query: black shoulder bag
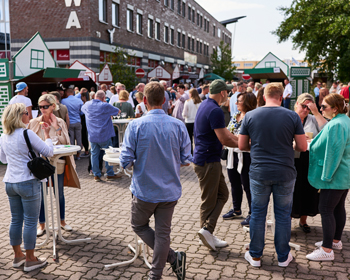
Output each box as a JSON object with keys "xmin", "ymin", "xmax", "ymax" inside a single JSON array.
[{"xmin": 23, "ymin": 129, "xmax": 56, "ymax": 180}]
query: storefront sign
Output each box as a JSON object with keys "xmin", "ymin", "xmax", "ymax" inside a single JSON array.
[
  {"xmin": 57, "ymin": 49, "xmax": 70, "ymax": 61},
  {"xmin": 65, "ymin": 0, "xmax": 82, "ymax": 29},
  {"xmin": 184, "ymin": 51, "xmax": 197, "ymax": 64}
]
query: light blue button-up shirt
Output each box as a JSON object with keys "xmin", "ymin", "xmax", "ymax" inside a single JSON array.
[
  {"xmin": 61, "ymin": 95, "xmax": 83, "ymax": 124},
  {"xmin": 230, "ymin": 91, "xmax": 239, "ymax": 116},
  {"xmin": 81, "ymin": 99, "xmax": 120, "ymax": 143},
  {"xmin": 120, "ymin": 109, "xmax": 192, "ymax": 203},
  {"xmin": 314, "ymin": 87, "xmax": 320, "ymax": 97}
]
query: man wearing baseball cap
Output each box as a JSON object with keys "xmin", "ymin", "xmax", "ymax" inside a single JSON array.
[
  {"xmin": 193, "ymin": 79, "xmax": 238, "ymax": 251},
  {"xmin": 9, "ymin": 82, "xmax": 33, "ymax": 120}
]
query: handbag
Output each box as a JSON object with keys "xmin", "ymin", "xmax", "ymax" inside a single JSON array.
[
  {"xmin": 23, "ymin": 129, "xmax": 56, "ymax": 180},
  {"xmin": 221, "ymin": 148, "xmax": 228, "ymax": 160}
]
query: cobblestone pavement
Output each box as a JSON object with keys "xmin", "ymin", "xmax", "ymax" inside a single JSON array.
[{"xmin": 0, "ymin": 157, "xmax": 350, "ymax": 279}]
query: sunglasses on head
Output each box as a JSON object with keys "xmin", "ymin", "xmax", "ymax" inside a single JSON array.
[
  {"xmin": 39, "ymin": 105, "xmax": 51, "ymax": 109},
  {"xmin": 301, "ymin": 104, "xmax": 310, "ymax": 111}
]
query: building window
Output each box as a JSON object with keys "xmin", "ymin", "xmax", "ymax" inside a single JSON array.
[
  {"xmin": 196, "ymin": 41, "xmax": 199, "ymax": 52},
  {"xmin": 206, "ymin": 45, "xmax": 209, "ymax": 56},
  {"xmin": 200, "ymin": 42, "xmax": 202, "ymax": 54},
  {"xmin": 177, "ymin": 0, "xmax": 181, "ymax": 14},
  {"xmin": 197, "ymin": 12, "xmax": 199, "ymax": 25},
  {"xmin": 182, "ymin": 2, "xmax": 185, "ymax": 17},
  {"xmin": 188, "ymin": 7, "xmax": 191, "ymax": 20},
  {"xmin": 31, "ymin": 49, "xmax": 44, "ymax": 69},
  {"xmin": 204, "ymin": 44, "xmax": 206, "ymax": 56},
  {"xmin": 244, "ymin": 63, "xmax": 254, "ymax": 67},
  {"xmin": 207, "ymin": 22, "xmax": 209, "ymax": 33},
  {"xmin": 177, "ymin": 32, "xmax": 181, "ymax": 47},
  {"xmin": 170, "ymin": 0, "xmax": 174, "ymax": 10},
  {"xmin": 218, "ymin": 28, "xmax": 221, "ymax": 38},
  {"xmin": 112, "ymin": 2, "xmax": 119, "ymax": 26},
  {"xmin": 265, "ymin": 61, "xmax": 276, "ymax": 68},
  {"xmin": 204, "ymin": 19, "xmax": 206, "ymax": 31},
  {"xmin": 187, "ymin": 36, "xmax": 191, "ymax": 50},
  {"xmin": 170, "ymin": 28, "xmax": 174, "ymax": 44},
  {"xmin": 200, "ymin": 15, "xmax": 202, "ymax": 28},
  {"xmin": 192, "ymin": 9, "xmax": 195, "ymax": 23},
  {"xmin": 127, "ymin": 9, "xmax": 133, "ymax": 31},
  {"xmin": 128, "ymin": 56, "xmax": 141, "ymax": 66},
  {"xmin": 148, "ymin": 59, "xmax": 159, "ymax": 68},
  {"xmin": 233, "ymin": 63, "xmax": 240, "ymax": 67},
  {"xmin": 213, "ymin": 25, "xmax": 215, "ymax": 36},
  {"xmin": 164, "ymin": 26, "xmax": 169, "ymax": 43},
  {"xmin": 164, "ymin": 0, "xmax": 168, "ymax": 6},
  {"xmin": 99, "ymin": 0, "xmax": 107, "ymax": 22},
  {"xmin": 148, "ymin": 18, "xmax": 153, "ymax": 38},
  {"xmin": 182, "ymin": 34, "xmax": 185, "ymax": 48},
  {"xmin": 192, "ymin": 38, "xmax": 194, "ymax": 51},
  {"xmin": 136, "ymin": 14, "xmax": 142, "ymax": 34},
  {"xmin": 155, "ymin": 22, "xmax": 160, "ymax": 40}
]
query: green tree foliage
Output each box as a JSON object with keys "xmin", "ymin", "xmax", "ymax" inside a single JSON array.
[
  {"xmin": 210, "ymin": 41, "xmax": 236, "ymax": 81},
  {"xmin": 101, "ymin": 47, "xmax": 138, "ymax": 91},
  {"xmin": 273, "ymin": 0, "xmax": 350, "ymax": 81}
]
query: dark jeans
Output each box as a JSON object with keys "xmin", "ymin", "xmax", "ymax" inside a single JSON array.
[
  {"xmin": 227, "ymin": 152, "xmax": 251, "ymax": 214},
  {"xmin": 319, "ymin": 189, "xmax": 349, "ymax": 249},
  {"xmin": 283, "ymin": 98, "xmax": 291, "ymax": 110},
  {"xmin": 131, "ymin": 196, "xmax": 177, "ymax": 280},
  {"xmin": 81, "ymin": 115, "xmax": 89, "ymax": 152},
  {"xmin": 185, "ymin": 122, "xmax": 194, "ymax": 154},
  {"xmin": 88, "ymin": 150, "xmax": 104, "ymax": 173}
]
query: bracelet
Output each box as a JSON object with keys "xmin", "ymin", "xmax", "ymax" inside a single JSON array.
[{"xmin": 56, "ymin": 127, "xmax": 62, "ymax": 132}]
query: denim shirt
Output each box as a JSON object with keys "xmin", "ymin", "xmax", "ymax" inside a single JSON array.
[
  {"xmin": 120, "ymin": 109, "xmax": 192, "ymax": 203},
  {"xmin": 61, "ymin": 95, "xmax": 83, "ymax": 124}
]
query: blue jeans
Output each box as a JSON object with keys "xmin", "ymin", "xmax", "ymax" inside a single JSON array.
[
  {"xmin": 249, "ymin": 178, "xmax": 295, "ymax": 262},
  {"xmin": 5, "ymin": 179, "xmax": 41, "ymax": 250},
  {"xmin": 39, "ymin": 172, "xmax": 65, "ymax": 223},
  {"xmin": 283, "ymin": 98, "xmax": 291, "ymax": 110},
  {"xmin": 91, "ymin": 139, "xmax": 114, "ymax": 177}
]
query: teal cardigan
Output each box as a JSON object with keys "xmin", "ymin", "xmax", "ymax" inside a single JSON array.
[{"xmin": 308, "ymin": 114, "xmax": 350, "ymax": 190}]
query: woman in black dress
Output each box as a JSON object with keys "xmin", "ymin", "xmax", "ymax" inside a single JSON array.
[{"xmin": 292, "ymin": 93, "xmax": 327, "ymax": 232}]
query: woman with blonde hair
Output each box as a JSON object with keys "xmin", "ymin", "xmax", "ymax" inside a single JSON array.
[
  {"xmin": 182, "ymin": 88, "xmax": 201, "ymax": 154},
  {"xmin": 113, "ymin": 90, "xmax": 135, "ymax": 118},
  {"xmin": 0, "ymin": 103, "xmax": 53, "ymax": 271},
  {"xmin": 27, "ymin": 94, "xmax": 80, "ymax": 237},
  {"xmin": 135, "ymin": 92, "xmax": 147, "ymax": 118},
  {"xmin": 307, "ymin": 93, "xmax": 350, "ymax": 261}
]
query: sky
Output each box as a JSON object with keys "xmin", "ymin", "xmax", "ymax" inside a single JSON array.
[{"xmin": 197, "ymin": 0, "xmax": 306, "ymax": 62}]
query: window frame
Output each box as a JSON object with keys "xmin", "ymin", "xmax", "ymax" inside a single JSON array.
[
  {"xmin": 155, "ymin": 21, "xmax": 161, "ymax": 40},
  {"xmin": 164, "ymin": 25, "xmax": 169, "ymax": 43},
  {"xmin": 148, "ymin": 18, "xmax": 154, "ymax": 38},
  {"xmin": 30, "ymin": 49, "xmax": 45, "ymax": 69},
  {"xmin": 112, "ymin": 2, "xmax": 119, "ymax": 26},
  {"xmin": 127, "ymin": 9, "xmax": 134, "ymax": 32},
  {"xmin": 99, "ymin": 0, "xmax": 107, "ymax": 23}
]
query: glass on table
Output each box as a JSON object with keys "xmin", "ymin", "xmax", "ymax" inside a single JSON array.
[
  {"xmin": 121, "ymin": 112, "xmax": 127, "ymax": 119},
  {"xmin": 52, "ymin": 136, "xmax": 58, "ymax": 145}
]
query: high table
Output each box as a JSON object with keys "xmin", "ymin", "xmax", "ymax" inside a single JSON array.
[
  {"xmin": 112, "ymin": 118, "xmax": 133, "ymax": 146},
  {"xmin": 36, "ymin": 145, "xmax": 91, "ymax": 260},
  {"xmin": 103, "ymin": 154, "xmax": 133, "ymax": 178}
]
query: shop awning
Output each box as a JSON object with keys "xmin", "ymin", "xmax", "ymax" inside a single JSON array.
[
  {"xmin": 243, "ymin": 67, "xmax": 288, "ymax": 80},
  {"xmin": 204, "ymin": 73, "xmax": 225, "ymax": 81},
  {"xmin": 18, "ymin": 67, "xmax": 83, "ymax": 84}
]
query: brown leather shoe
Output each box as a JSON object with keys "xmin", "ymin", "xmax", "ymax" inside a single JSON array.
[
  {"xmin": 94, "ymin": 176, "xmax": 101, "ymax": 182},
  {"xmin": 106, "ymin": 174, "xmax": 122, "ymax": 181}
]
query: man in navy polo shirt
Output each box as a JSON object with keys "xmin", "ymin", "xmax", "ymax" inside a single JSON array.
[{"xmin": 193, "ymin": 79, "xmax": 238, "ymax": 251}]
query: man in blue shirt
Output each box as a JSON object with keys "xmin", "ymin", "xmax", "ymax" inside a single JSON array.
[
  {"xmin": 314, "ymin": 81, "xmax": 321, "ymax": 97},
  {"xmin": 61, "ymin": 88, "xmax": 84, "ymax": 159},
  {"xmin": 120, "ymin": 82, "xmax": 191, "ymax": 280},
  {"xmin": 81, "ymin": 90, "xmax": 121, "ymax": 182},
  {"xmin": 193, "ymin": 79, "xmax": 238, "ymax": 251},
  {"xmin": 230, "ymin": 81, "xmax": 247, "ymax": 116},
  {"xmin": 239, "ymin": 83, "xmax": 307, "ymax": 268}
]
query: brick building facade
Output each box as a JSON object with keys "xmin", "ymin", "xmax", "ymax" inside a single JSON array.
[{"xmin": 9, "ymin": 0, "xmax": 231, "ymax": 82}]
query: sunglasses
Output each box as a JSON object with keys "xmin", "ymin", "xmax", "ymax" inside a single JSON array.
[
  {"xmin": 320, "ymin": 105, "xmax": 329, "ymax": 110},
  {"xmin": 300, "ymin": 104, "xmax": 310, "ymax": 111},
  {"xmin": 39, "ymin": 105, "xmax": 51, "ymax": 109},
  {"xmin": 22, "ymin": 111, "xmax": 29, "ymax": 116}
]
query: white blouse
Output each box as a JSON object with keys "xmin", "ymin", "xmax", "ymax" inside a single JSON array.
[
  {"xmin": 0, "ymin": 128, "xmax": 54, "ymax": 183},
  {"xmin": 182, "ymin": 99, "xmax": 201, "ymax": 123}
]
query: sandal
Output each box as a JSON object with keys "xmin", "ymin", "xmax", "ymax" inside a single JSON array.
[{"xmin": 299, "ymin": 222, "xmax": 311, "ymax": 233}]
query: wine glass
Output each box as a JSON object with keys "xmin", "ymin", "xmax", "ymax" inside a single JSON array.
[
  {"xmin": 52, "ymin": 136, "xmax": 58, "ymax": 145},
  {"xmin": 121, "ymin": 112, "xmax": 127, "ymax": 119}
]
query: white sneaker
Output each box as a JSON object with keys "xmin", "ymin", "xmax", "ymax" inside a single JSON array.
[
  {"xmin": 198, "ymin": 228, "xmax": 216, "ymax": 251},
  {"xmin": 61, "ymin": 224, "xmax": 73, "ymax": 231},
  {"xmin": 306, "ymin": 247, "xmax": 334, "ymax": 261},
  {"xmin": 245, "ymin": 251, "xmax": 261, "ymax": 267},
  {"xmin": 36, "ymin": 228, "xmax": 45, "ymax": 237},
  {"xmin": 199, "ymin": 236, "xmax": 228, "ymax": 248},
  {"xmin": 278, "ymin": 252, "xmax": 293, "ymax": 267},
  {"xmin": 315, "ymin": 240, "xmax": 342, "ymax": 250}
]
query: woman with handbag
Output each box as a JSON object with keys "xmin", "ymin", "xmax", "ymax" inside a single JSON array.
[
  {"xmin": 0, "ymin": 103, "xmax": 53, "ymax": 271},
  {"xmin": 27, "ymin": 94, "xmax": 80, "ymax": 237}
]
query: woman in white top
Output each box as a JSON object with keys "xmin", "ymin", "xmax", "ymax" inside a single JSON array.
[
  {"xmin": 0, "ymin": 103, "xmax": 53, "ymax": 271},
  {"xmin": 182, "ymin": 88, "xmax": 201, "ymax": 154},
  {"xmin": 135, "ymin": 92, "xmax": 147, "ymax": 118}
]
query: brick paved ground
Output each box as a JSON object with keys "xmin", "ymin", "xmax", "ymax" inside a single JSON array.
[{"xmin": 0, "ymin": 157, "xmax": 350, "ymax": 279}]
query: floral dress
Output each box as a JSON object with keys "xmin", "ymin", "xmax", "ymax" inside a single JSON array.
[{"xmin": 227, "ymin": 112, "xmax": 243, "ymax": 135}]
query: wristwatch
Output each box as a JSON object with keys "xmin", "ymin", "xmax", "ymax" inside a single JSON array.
[{"xmin": 56, "ymin": 127, "xmax": 62, "ymax": 132}]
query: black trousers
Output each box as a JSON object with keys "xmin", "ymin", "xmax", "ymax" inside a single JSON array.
[
  {"xmin": 319, "ymin": 189, "xmax": 349, "ymax": 249},
  {"xmin": 81, "ymin": 115, "xmax": 89, "ymax": 152},
  {"xmin": 185, "ymin": 122, "xmax": 194, "ymax": 154},
  {"xmin": 226, "ymin": 152, "xmax": 252, "ymax": 214}
]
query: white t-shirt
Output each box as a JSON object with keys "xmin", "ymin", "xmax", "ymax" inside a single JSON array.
[
  {"xmin": 9, "ymin": 95, "xmax": 32, "ymax": 107},
  {"xmin": 283, "ymin": 83, "xmax": 293, "ymax": 98},
  {"xmin": 135, "ymin": 102, "xmax": 147, "ymax": 116},
  {"xmin": 182, "ymin": 99, "xmax": 201, "ymax": 123},
  {"xmin": 105, "ymin": 90, "xmax": 113, "ymax": 99}
]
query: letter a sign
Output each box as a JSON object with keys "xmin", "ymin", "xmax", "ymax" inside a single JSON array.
[{"xmin": 65, "ymin": 0, "xmax": 82, "ymax": 29}]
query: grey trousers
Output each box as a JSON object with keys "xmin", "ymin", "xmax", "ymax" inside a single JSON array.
[
  {"xmin": 68, "ymin": 122, "xmax": 82, "ymax": 149},
  {"xmin": 193, "ymin": 162, "xmax": 229, "ymax": 233},
  {"xmin": 131, "ymin": 196, "xmax": 177, "ymax": 280}
]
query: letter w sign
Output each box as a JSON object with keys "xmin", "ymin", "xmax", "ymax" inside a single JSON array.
[{"xmin": 65, "ymin": 0, "xmax": 81, "ymax": 7}]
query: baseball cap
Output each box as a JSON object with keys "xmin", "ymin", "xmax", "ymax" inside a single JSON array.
[
  {"xmin": 209, "ymin": 79, "xmax": 233, "ymax": 94},
  {"xmin": 15, "ymin": 82, "xmax": 28, "ymax": 92}
]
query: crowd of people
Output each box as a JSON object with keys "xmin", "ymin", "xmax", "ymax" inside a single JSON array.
[{"xmin": 1, "ymin": 76, "xmax": 350, "ymax": 279}]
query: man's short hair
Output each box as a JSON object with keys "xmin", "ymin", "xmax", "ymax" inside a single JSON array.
[
  {"xmin": 95, "ymin": 90, "xmax": 105, "ymax": 100},
  {"xmin": 101, "ymin": 84, "xmax": 107, "ymax": 89},
  {"xmin": 237, "ymin": 81, "xmax": 245, "ymax": 87},
  {"xmin": 150, "ymin": 77, "xmax": 160, "ymax": 82},
  {"xmin": 159, "ymin": 80, "xmax": 167, "ymax": 86},
  {"xmin": 264, "ymin": 83, "xmax": 284, "ymax": 99},
  {"xmin": 49, "ymin": 91, "xmax": 61, "ymax": 102},
  {"xmin": 177, "ymin": 83, "xmax": 185, "ymax": 90},
  {"xmin": 203, "ymin": 85, "xmax": 209, "ymax": 90},
  {"xmin": 144, "ymin": 82, "xmax": 165, "ymax": 106}
]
